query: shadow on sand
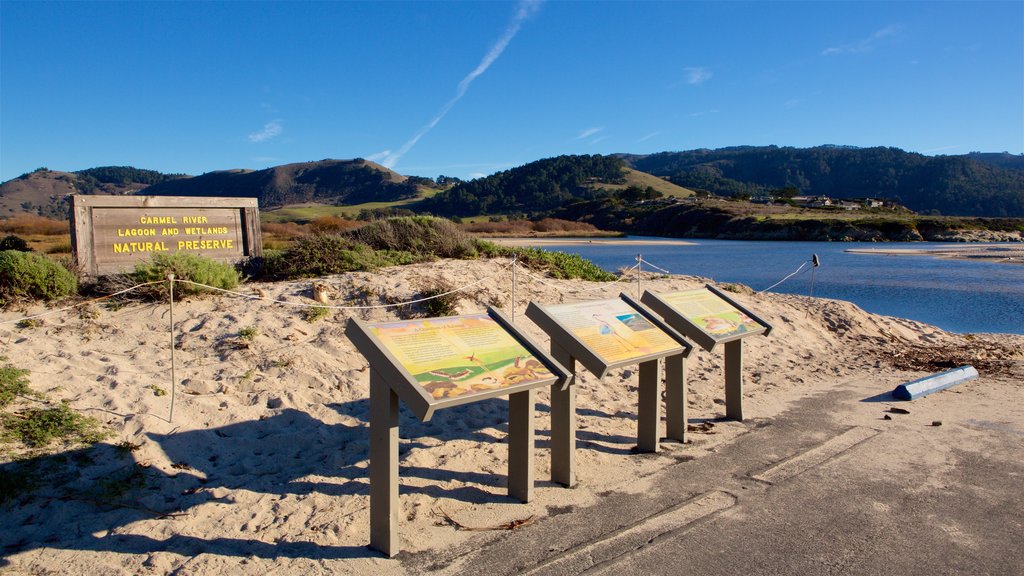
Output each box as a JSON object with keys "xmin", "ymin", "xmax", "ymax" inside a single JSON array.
[{"xmin": 1, "ymin": 393, "xmax": 653, "ymax": 564}]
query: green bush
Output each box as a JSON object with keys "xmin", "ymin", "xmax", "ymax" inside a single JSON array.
[
  {"xmin": 491, "ymin": 247, "xmax": 615, "ymax": 281},
  {"xmin": 271, "ymin": 233, "xmax": 423, "ymax": 279},
  {"xmin": 130, "ymin": 252, "xmax": 240, "ymax": 299},
  {"xmin": 0, "ymin": 250, "xmax": 78, "ymax": 302},
  {"xmin": 350, "ymin": 216, "xmax": 478, "ymax": 259}
]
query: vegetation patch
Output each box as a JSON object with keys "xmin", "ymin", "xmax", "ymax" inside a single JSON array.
[
  {"xmin": 415, "ymin": 280, "xmax": 461, "ymax": 317},
  {"xmin": 351, "ymin": 216, "xmax": 478, "ymax": 259},
  {"xmin": 0, "ymin": 249, "xmax": 78, "ymax": 302},
  {"xmin": 0, "ymin": 360, "xmax": 34, "ymax": 408},
  {"xmin": 1, "ymin": 402, "xmax": 107, "ymax": 448},
  {"xmin": 128, "ymin": 253, "xmax": 241, "ymax": 300}
]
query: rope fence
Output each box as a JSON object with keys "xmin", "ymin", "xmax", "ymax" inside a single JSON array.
[{"xmin": 1, "ymin": 251, "xmax": 819, "ymax": 422}]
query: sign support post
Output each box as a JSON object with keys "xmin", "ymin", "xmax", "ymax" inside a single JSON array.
[
  {"xmin": 370, "ymin": 370, "xmax": 400, "ymax": 557},
  {"xmin": 549, "ymin": 342, "xmax": 576, "ymax": 487},
  {"xmin": 637, "ymin": 358, "xmax": 661, "ymax": 452},
  {"xmin": 508, "ymin": 389, "xmax": 536, "ymax": 502},
  {"xmin": 664, "ymin": 354, "xmax": 687, "ymax": 442},
  {"xmin": 724, "ymin": 339, "xmax": 744, "ymax": 421}
]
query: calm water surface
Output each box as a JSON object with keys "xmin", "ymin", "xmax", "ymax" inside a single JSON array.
[{"xmin": 546, "ymin": 238, "xmax": 1024, "ymax": 335}]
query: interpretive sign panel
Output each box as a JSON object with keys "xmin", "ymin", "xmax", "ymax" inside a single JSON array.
[
  {"xmin": 71, "ymin": 195, "xmax": 262, "ymax": 276},
  {"xmin": 346, "ymin": 308, "xmax": 569, "ymax": 421},
  {"xmin": 642, "ymin": 285, "xmax": 772, "ymax": 422},
  {"xmin": 527, "ymin": 294, "xmax": 691, "ymax": 379},
  {"xmin": 642, "ymin": 285, "xmax": 771, "ymax": 352},
  {"xmin": 346, "ymin": 308, "xmax": 571, "ymax": 555}
]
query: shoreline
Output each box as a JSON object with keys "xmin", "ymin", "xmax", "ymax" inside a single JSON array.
[{"xmin": 488, "ymin": 237, "xmax": 696, "ymax": 247}]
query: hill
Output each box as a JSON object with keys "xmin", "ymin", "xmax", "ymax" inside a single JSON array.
[
  {"xmin": 619, "ymin": 146, "xmax": 1024, "ymax": 217},
  {"xmin": 141, "ymin": 159, "xmax": 423, "ymax": 208},
  {"xmin": 419, "ymin": 155, "xmax": 639, "ymax": 217},
  {"xmin": 0, "ymin": 166, "xmax": 182, "ymax": 219}
]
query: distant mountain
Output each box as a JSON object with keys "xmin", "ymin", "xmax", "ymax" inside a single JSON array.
[
  {"xmin": 0, "ymin": 166, "xmax": 184, "ymax": 219},
  {"xmin": 619, "ymin": 146, "xmax": 1024, "ymax": 217},
  {"xmin": 967, "ymin": 152, "xmax": 1024, "ymax": 172},
  {"xmin": 4, "ymin": 147, "xmax": 1023, "ymax": 221},
  {"xmin": 141, "ymin": 159, "xmax": 420, "ymax": 208}
]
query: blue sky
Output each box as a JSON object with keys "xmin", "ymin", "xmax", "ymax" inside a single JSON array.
[{"xmin": 2, "ymin": 1, "xmax": 1022, "ymax": 182}]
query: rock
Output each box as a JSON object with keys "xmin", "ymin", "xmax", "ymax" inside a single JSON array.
[{"xmin": 267, "ymin": 396, "xmax": 284, "ymax": 409}]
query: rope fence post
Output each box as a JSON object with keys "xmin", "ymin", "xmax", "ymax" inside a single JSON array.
[
  {"xmin": 168, "ymin": 273, "xmax": 177, "ymax": 423},
  {"xmin": 511, "ymin": 254, "xmax": 517, "ymax": 323},
  {"xmin": 636, "ymin": 254, "xmax": 642, "ymax": 299}
]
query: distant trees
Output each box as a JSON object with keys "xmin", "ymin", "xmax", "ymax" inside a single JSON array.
[
  {"xmin": 422, "ymin": 154, "xmax": 627, "ymax": 217},
  {"xmin": 626, "ymin": 146, "xmax": 1024, "ymax": 217}
]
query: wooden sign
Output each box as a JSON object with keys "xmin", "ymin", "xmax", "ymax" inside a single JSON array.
[{"xmin": 70, "ymin": 195, "xmax": 262, "ymax": 275}]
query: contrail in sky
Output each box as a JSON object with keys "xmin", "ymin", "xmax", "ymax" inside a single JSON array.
[{"xmin": 381, "ymin": 0, "xmax": 542, "ymax": 169}]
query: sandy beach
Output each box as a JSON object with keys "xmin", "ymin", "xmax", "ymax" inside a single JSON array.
[
  {"xmin": 489, "ymin": 237, "xmax": 696, "ymax": 247},
  {"xmin": 1, "ymin": 258, "xmax": 1022, "ymax": 575}
]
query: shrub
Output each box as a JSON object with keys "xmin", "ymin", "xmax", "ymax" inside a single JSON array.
[
  {"xmin": 417, "ymin": 280, "xmax": 461, "ymax": 317},
  {"xmin": 0, "ymin": 250, "xmax": 78, "ymax": 302},
  {"xmin": 269, "ymin": 233, "xmax": 422, "ymax": 279},
  {"xmin": 0, "ymin": 235, "xmax": 31, "ymax": 252},
  {"xmin": 513, "ymin": 249, "xmax": 616, "ymax": 281},
  {"xmin": 130, "ymin": 253, "xmax": 240, "ymax": 300},
  {"xmin": 350, "ymin": 216, "xmax": 478, "ymax": 259}
]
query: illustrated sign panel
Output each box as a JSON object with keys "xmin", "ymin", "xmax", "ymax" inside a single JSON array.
[
  {"xmin": 368, "ymin": 314, "xmax": 553, "ymax": 402},
  {"xmin": 658, "ymin": 288, "xmax": 765, "ymax": 341},
  {"xmin": 543, "ymin": 298, "xmax": 682, "ymax": 365},
  {"xmin": 71, "ymin": 195, "xmax": 261, "ymax": 275}
]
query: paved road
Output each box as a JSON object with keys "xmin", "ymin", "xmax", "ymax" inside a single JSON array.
[{"xmin": 405, "ymin": 376, "xmax": 1024, "ymax": 575}]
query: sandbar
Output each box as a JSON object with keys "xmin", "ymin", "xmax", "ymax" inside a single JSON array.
[
  {"xmin": 488, "ymin": 237, "xmax": 696, "ymax": 247},
  {"xmin": 845, "ymin": 243, "xmax": 1024, "ymax": 264}
]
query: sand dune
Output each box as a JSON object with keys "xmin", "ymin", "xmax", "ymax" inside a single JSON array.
[{"xmin": 1, "ymin": 258, "xmax": 1021, "ymax": 574}]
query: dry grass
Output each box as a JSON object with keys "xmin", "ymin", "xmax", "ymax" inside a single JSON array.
[
  {"xmin": 0, "ymin": 215, "xmax": 68, "ymax": 236},
  {"xmin": 309, "ymin": 216, "xmax": 363, "ymax": 234}
]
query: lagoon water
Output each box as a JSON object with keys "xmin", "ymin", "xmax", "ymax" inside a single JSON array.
[{"xmin": 547, "ymin": 238, "xmax": 1024, "ymax": 335}]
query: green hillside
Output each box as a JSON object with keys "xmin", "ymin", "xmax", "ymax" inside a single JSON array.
[{"xmin": 621, "ymin": 146, "xmax": 1024, "ymax": 217}]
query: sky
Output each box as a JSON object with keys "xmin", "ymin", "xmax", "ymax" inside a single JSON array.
[{"xmin": 1, "ymin": 1, "xmax": 1022, "ymax": 182}]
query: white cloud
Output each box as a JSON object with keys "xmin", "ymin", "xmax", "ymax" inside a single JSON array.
[
  {"xmin": 638, "ymin": 131, "xmax": 661, "ymax": 143},
  {"xmin": 382, "ymin": 0, "xmax": 544, "ymax": 169},
  {"xmin": 822, "ymin": 25, "xmax": 903, "ymax": 56},
  {"xmin": 685, "ymin": 67, "xmax": 712, "ymax": 86},
  {"xmin": 365, "ymin": 150, "xmax": 392, "ymax": 162},
  {"xmin": 577, "ymin": 126, "xmax": 604, "ymax": 140},
  {"xmin": 248, "ymin": 120, "xmax": 283, "ymax": 143}
]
